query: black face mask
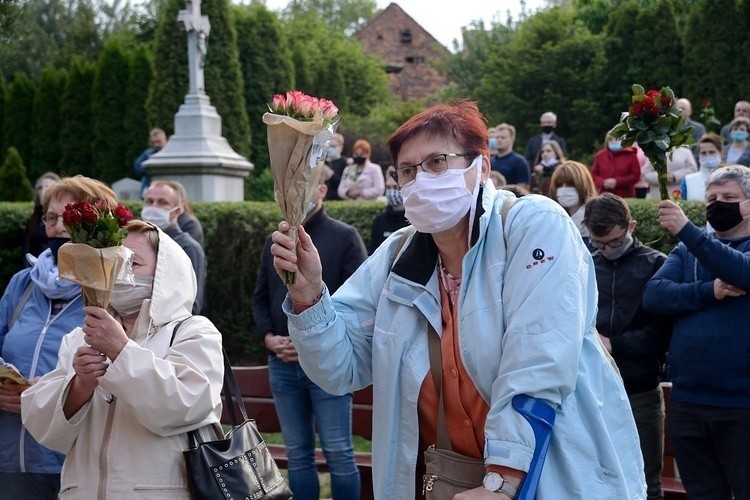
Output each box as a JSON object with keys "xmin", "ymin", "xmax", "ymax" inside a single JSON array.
[
  {"xmin": 352, "ymin": 156, "xmax": 366, "ymax": 165},
  {"xmin": 541, "ymin": 125, "xmax": 555, "ymax": 134},
  {"xmin": 47, "ymin": 237, "xmax": 70, "ymax": 265},
  {"xmin": 706, "ymin": 200, "xmax": 748, "ymax": 232}
]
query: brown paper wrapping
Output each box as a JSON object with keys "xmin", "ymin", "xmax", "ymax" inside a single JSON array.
[
  {"xmin": 57, "ymin": 243, "xmax": 133, "ymax": 308},
  {"xmin": 263, "ymin": 113, "xmax": 333, "ymax": 283}
]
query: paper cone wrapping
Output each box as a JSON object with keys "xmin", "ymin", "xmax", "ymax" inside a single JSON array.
[
  {"xmin": 57, "ymin": 243, "xmax": 134, "ymax": 308},
  {"xmin": 263, "ymin": 113, "xmax": 335, "ymax": 283},
  {"xmin": 263, "ymin": 113, "xmax": 331, "ymax": 226}
]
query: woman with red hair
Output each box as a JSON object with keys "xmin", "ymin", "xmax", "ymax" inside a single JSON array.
[{"xmin": 270, "ymin": 101, "xmax": 645, "ymax": 499}]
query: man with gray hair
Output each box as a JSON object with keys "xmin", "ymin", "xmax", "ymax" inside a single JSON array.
[
  {"xmin": 142, "ymin": 180, "xmax": 206, "ymax": 314},
  {"xmin": 524, "ymin": 111, "xmax": 568, "ymax": 166},
  {"xmin": 643, "ymin": 164, "xmax": 750, "ymax": 499}
]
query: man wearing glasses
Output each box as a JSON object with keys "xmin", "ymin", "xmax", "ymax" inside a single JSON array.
[{"xmin": 583, "ymin": 192, "xmax": 672, "ymax": 500}]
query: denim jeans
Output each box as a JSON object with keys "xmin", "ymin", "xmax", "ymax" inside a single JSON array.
[
  {"xmin": 268, "ymin": 356, "xmax": 360, "ymax": 500},
  {"xmin": 0, "ymin": 472, "xmax": 60, "ymax": 500}
]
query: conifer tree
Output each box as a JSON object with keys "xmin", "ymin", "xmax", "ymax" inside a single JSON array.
[
  {"xmin": 4, "ymin": 73, "xmax": 36, "ymax": 168},
  {"xmin": 148, "ymin": 0, "xmax": 251, "ymax": 157},
  {"xmin": 683, "ymin": 0, "xmax": 739, "ymax": 120},
  {"xmin": 0, "ymin": 147, "xmax": 34, "ymax": 201},
  {"xmin": 59, "ymin": 58, "xmax": 96, "ymax": 177},
  {"xmin": 124, "ymin": 45, "xmax": 154, "ymax": 170},
  {"xmin": 631, "ymin": 0, "xmax": 683, "ymax": 94},
  {"xmin": 91, "ymin": 38, "xmax": 131, "ymax": 183},
  {"xmin": 31, "ymin": 66, "xmax": 67, "ymax": 180},
  {"xmin": 234, "ymin": 3, "xmax": 294, "ymax": 170},
  {"xmin": 0, "ymin": 77, "xmax": 6, "ymax": 157}
]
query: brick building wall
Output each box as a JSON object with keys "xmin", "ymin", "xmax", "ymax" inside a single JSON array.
[{"xmin": 354, "ymin": 3, "xmax": 450, "ymax": 100}]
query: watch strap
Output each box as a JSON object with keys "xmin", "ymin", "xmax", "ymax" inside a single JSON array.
[{"xmin": 498, "ymin": 479, "xmax": 518, "ymax": 498}]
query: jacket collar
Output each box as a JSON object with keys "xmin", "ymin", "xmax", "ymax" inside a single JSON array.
[{"xmin": 391, "ymin": 186, "xmax": 486, "ymax": 286}]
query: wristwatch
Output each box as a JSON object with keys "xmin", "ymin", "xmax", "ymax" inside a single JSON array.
[{"xmin": 482, "ymin": 472, "xmax": 518, "ymax": 498}]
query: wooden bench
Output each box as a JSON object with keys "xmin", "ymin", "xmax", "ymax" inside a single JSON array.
[
  {"xmin": 221, "ymin": 365, "xmax": 374, "ymax": 500},
  {"xmin": 661, "ymin": 382, "xmax": 687, "ymax": 499}
]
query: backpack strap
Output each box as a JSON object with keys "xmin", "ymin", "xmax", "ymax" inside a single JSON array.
[
  {"xmin": 169, "ymin": 316, "xmax": 193, "ymax": 347},
  {"xmin": 10, "ymin": 280, "xmax": 35, "ymax": 330}
]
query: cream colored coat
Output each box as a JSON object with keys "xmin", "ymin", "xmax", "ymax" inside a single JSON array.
[{"xmin": 21, "ymin": 229, "xmax": 224, "ymax": 499}]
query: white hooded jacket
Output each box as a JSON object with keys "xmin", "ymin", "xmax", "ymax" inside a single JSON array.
[{"xmin": 21, "ymin": 228, "xmax": 224, "ymax": 499}]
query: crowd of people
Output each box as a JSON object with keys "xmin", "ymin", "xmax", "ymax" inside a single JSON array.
[{"xmin": 1, "ymin": 99, "xmax": 749, "ymax": 500}]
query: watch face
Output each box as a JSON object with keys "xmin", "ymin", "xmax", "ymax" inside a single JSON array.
[{"xmin": 483, "ymin": 472, "xmax": 503, "ymax": 491}]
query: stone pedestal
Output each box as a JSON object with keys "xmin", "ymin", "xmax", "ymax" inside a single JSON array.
[{"xmin": 143, "ymin": 94, "xmax": 253, "ymax": 202}]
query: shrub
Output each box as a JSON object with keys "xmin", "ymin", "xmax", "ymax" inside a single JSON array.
[
  {"xmin": 0, "ymin": 148, "xmax": 34, "ymax": 202},
  {"xmin": 0, "ymin": 198, "xmax": 706, "ymax": 364}
]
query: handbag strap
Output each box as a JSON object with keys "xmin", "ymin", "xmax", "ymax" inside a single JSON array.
[
  {"xmin": 426, "ymin": 195, "xmax": 517, "ymax": 452},
  {"xmin": 187, "ymin": 350, "xmax": 245, "ymax": 447},
  {"xmin": 427, "ymin": 323, "xmax": 451, "ymax": 450}
]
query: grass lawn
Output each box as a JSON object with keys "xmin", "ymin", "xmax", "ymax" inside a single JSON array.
[{"xmin": 262, "ymin": 431, "xmax": 372, "ymax": 498}]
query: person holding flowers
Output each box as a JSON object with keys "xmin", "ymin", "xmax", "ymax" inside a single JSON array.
[
  {"xmin": 269, "ymin": 101, "xmax": 645, "ymax": 499},
  {"xmin": 0, "ymin": 176, "xmax": 118, "ymax": 499},
  {"xmin": 337, "ymin": 139, "xmax": 385, "ymax": 201},
  {"xmin": 22, "ymin": 220, "xmax": 224, "ymax": 499},
  {"xmin": 643, "ymin": 165, "xmax": 750, "ymax": 500}
]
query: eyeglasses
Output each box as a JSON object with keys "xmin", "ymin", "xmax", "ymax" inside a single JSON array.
[
  {"xmin": 590, "ymin": 229, "xmax": 629, "ymax": 250},
  {"xmin": 392, "ymin": 153, "xmax": 472, "ymax": 187},
  {"xmin": 41, "ymin": 213, "xmax": 63, "ymax": 227}
]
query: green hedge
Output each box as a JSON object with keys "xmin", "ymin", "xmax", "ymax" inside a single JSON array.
[{"xmin": 0, "ymin": 199, "xmax": 706, "ymax": 364}]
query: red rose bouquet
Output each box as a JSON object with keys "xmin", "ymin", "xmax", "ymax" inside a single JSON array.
[
  {"xmin": 57, "ymin": 200, "xmax": 135, "ymax": 307},
  {"xmin": 263, "ymin": 90, "xmax": 339, "ymax": 284},
  {"xmin": 609, "ymin": 85, "xmax": 694, "ymax": 200}
]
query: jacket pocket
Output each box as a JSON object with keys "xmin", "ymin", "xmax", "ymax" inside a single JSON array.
[
  {"xmin": 58, "ymin": 484, "xmax": 79, "ymax": 497},
  {"xmin": 133, "ymin": 484, "xmax": 190, "ymax": 499}
]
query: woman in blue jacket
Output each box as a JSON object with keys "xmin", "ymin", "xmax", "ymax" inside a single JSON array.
[
  {"xmin": 0, "ymin": 176, "xmax": 118, "ymax": 500},
  {"xmin": 270, "ymin": 102, "xmax": 646, "ymax": 499}
]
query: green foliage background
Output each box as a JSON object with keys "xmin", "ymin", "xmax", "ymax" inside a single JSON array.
[
  {"xmin": 92, "ymin": 39, "xmax": 132, "ymax": 184},
  {"xmin": 0, "ymin": 198, "xmax": 706, "ymax": 364},
  {"xmin": 30, "ymin": 66, "xmax": 67, "ymax": 180},
  {"xmin": 4, "ymin": 73, "xmax": 36, "ymax": 168},
  {"xmin": 58, "ymin": 58, "xmax": 96, "ymax": 177},
  {"xmin": 0, "ymin": 148, "xmax": 34, "ymax": 202}
]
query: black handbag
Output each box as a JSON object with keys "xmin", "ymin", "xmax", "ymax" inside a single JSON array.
[{"xmin": 183, "ymin": 349, "xmax": 292, "ymax": 500}]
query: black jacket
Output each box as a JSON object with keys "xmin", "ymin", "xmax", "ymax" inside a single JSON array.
[
  {"xmin": 368, "ymin": 206, "xmax": 410, "ymax": 255},
  {"xmin": 593, "ymin": 239, "xmax": 672, "ymax": 394},
  {"xmin": 252, "ymin": 207, "xmax": 367, "ymax": 349}
]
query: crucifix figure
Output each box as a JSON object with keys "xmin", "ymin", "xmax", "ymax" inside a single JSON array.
[{"xmin": 178, "ymin": 0, "xmax": 211, "ymax": 95}]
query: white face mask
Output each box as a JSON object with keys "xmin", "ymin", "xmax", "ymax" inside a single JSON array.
[
  {"xmin": 700, "ymin": 156, "xmax": 720, "ymax": 170},
  {"xmin": 141, "ymin": 206, "xmax": 175, "ymax": 229},
  {"xmin": 109, "ymin": 275, "xmax": 154, "ymax": 318},
  {"xmin": 556, "ymin": 186, "xmax": 580, "ymax": 208},
  {"xmin": 401, "ymin": 155, "xmax": 481, "ymax": 234}
]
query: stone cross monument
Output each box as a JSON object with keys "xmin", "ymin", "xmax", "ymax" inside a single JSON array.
[{"xmin": 143, "ymin": 0, "xmax": 253, "ymax": 202}]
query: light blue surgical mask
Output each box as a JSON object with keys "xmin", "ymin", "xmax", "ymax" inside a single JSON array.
[
  {"xmin": 608, "ymin": 140, "xmax": 622, "ymax": 152},
  {"xmin": 489, "ymin": 137, "xmax": 497, "ymax": 150},
  {"xmin": 730, "ymin": 130, "xmax": 748, "ymax": 143}
]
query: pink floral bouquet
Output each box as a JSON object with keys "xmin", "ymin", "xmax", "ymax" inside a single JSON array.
[{"xmin": 263, "ymin": 91, "xmax": 339, "ymax": 284}]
